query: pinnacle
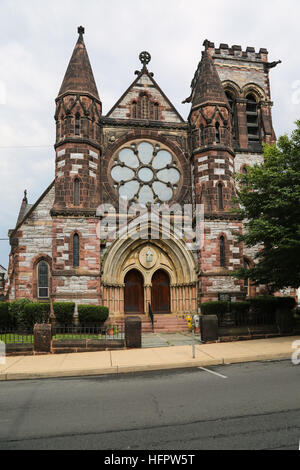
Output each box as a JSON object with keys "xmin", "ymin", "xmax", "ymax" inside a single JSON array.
[
  {"xmin": 192, "ymin": 50, "xmax": 229, "ymax": 108},
  {"xmin": 58, "ymin": 27, "xmax": 100, "ymax": 100}
]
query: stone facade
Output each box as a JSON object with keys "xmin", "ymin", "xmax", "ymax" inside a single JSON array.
[{"xmin": 5, "ymin": 30, "xmax": 282, "ymax": 319}]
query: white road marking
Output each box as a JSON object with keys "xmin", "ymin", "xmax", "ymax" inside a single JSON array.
[{"xmin": 198, "ymin": 367, "xmax": 228, "ymax": 379}]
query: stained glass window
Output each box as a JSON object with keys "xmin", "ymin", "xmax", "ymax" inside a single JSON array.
[
  {"xmin": 74, "ymin": 178, "xmax": 80, "ymax": 206},
  {"xmin": 220, "ymin": 236, "xmax": 226, "ymax": 268},
  {"xmin": 38, "ymin": 261, "xmax": 49, "ymax": 298},
  {"xmin": 73, "ymin": 234, "xmax": 80, "ymax": 268},
  {"xmin": 111, "ymin": 141, "xmax": 181, "ymax": 204}
]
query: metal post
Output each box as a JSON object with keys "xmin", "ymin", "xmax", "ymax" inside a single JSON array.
[{"xmin": 192, "ymin": 326, "xmax": 195, "ymax": 359}]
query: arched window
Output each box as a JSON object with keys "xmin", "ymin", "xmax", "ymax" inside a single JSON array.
[
  {"xmin": 74, "ymin": 178, "xmax": 80, "ymax": 206},
  {"xmin": 61, "ymin": 115, "xmax": 65, "ymax": 137},
  {"xmin": 56, "ymin": 120, "xmax": 61, "ymax": 141},
  {"xmin": 242, "ymin": 166, "xmax": 248, "ymax": 187},
  {"xmin": 132, "ymin": 101, "xmax": 137, "ymax": 119},
  {"xmin": 246, "ymin": 94, "xmax": 259, "ymax": 142},
  {"xmin": 215, "ymin": 122, "xmax": 220, "ymax": 144},
  {"xmin": 73, "ymin": 234, "xmax": 80, "ymax": 268},
  {"xmin": 225, "ymin": 91, "xmax": 236, "ymax": 140},
  {"xmin": 220, "ymin": 236, "xmax": 226, "ymax": 268},
  {"xmin": 38, "ymin": 261, "xmax": 49, "ymax": 299},
  {"xmin": 75, "ymin": 113, "xmax": 81, "ymax": 136},
  {"xmin": 153, "ymin": 103, "xmax": 159, "ymax": 120},
  {"xmin": 200, "ymin": 125, "xmax": 204, "ymax": 146},
  {"xmin": 92, "ymin": 119, "xmax": 95, "ymax": 140},
  {"xmin": 141, "ymin": 95, "xmax": 149, "ymax": 119},
  {"xmin": 217, "ymin": 183, "xmax": 224, "ymax": 210}
]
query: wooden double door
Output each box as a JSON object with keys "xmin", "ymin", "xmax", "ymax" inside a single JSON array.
[{"xmin": 124, "ymin": 269, "xmax": 170, "ymax": 314}]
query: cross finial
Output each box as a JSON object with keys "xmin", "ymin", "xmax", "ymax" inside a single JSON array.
[
  {"xmin": 78, "ymin": 26, "xmax": 85, "ymax": 36},
  {"xmin": 139, "ymin": 51, "xmax": 151, "ymax": 67}
]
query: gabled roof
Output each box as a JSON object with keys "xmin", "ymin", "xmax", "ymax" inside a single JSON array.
[
  {"xmin": 57, "ymin": 27, "xmax": 100, "ymax": 100},
  {"xmin": 191, "ymin": 50, "xmax": 229, "ymax": 109},
  {"xmin": 106, "ymin": 66, "xmax": 184, "ymax": 123},
  {"xmin": 10, "ymin": 181, "xmax": 55, "ymax": 237}
]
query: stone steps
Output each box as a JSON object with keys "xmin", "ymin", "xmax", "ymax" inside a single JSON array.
[{"xmin": 110, "ymin": 317, "xmax": 190, "ymax": 333}]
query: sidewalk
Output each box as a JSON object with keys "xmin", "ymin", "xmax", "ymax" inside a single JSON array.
[{"xmin": 0, "ymin": 336, "xmax": 298, "ymax": 381}]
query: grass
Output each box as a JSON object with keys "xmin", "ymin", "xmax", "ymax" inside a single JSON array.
[{"xmin": 0, "ymin": 333, "xmax": 33, "ymax": 344}]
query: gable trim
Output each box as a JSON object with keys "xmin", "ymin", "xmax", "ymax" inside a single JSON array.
[{"xmin": 106, "ymin": 70, "xmax": 185, "ymax": 123}]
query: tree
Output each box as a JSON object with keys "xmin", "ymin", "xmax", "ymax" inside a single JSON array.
[{"xmin": 233, "ymin": 121, "xmax": 300, "ymax": 292}]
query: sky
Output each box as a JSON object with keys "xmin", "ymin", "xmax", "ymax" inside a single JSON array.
[{"xmin": 0, "ymin": 0, "xmax": 299, "ymax": 269}]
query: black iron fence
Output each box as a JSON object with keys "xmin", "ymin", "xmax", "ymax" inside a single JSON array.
[
  {"xmin": 218, "ymin": 310, "xmax": 277, "ymax": 328},
  {"xmin": 51, "ymin": 324, "xmax": 125, "ymax": 341},
  {"xmin": 233, "ymin": 311, "xmax": 276, "ymax": 327},
  {"xmin": 0, "ymin": 330, "xmax": 34, "ymax": 345}
]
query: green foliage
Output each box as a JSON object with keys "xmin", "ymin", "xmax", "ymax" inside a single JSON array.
[
  {"xmin": 78, "ymin": 305, "xmax": 109, "ymax": 325},
  {"xmin": 230, "ymin": 301, "xmax": 250, "ymax": 315},
  {"xmin": 8, "ymin": 298, "xmax": 31, "ymax": 328},
  {"xmin": 20, "ymin": 302, "xmax": 50, "ymax": 330},
  {"xmin": 274, "ymin": 296, "xmax": 296, "ymax": 312},
  {"xmin": 248, "ymin": 296, "xmax": 278, "ymax": 315},
  {"xmin": 53, "ymin": 302, "xmax": 75, "ymax": 325},
  {"xmin": 233, "ymin": 121, "xmax": 300, "ymax": 291},
  {"xmin": 0, "ymin": 302, "xmax": 13, "ymax": 329},
  {"xmin": 201, "ymin": 301, "xmax": 229, "ymax": 316}
]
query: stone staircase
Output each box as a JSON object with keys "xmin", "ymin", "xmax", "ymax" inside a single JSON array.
[{"xmin": 110, "ymin": 316, "xmax": 190, "ymax": 333}]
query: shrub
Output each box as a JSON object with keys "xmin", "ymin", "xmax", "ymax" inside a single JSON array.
[
  {"xmin": 0, "ymin": 302, "xmax": 13, "ymax": 329},
  {"xmin": 201, "ymin": 301, "xmax": 229, "ymax": 316},
  {"xmin": 20, "ymin": 302, "xmax": 51, "ymax": 330},
  {"xmin": 78, "ymin": 305, "xmax": 109, "ymax": 325},
  {"xmin": 230, "ymin": 301, "xmax": 250, "ymax": 315},
  {"xmin": 53, "ymin": 302, "xmax": 75, "ymax": 325},
  {"xmin": 8, "ymin": 298, "xmax": 31, "ymax": 328},
  {"xmin": 274, "ymin": 297, "xmax": 296, "ymax": 312},
  {"xmin": 248, "ymin": 296, "xmax": 278, "ymax": 315}
]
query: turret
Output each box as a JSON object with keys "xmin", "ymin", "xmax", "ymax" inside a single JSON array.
[
  {"xmin": 52, "ymin": 26, "xmax": 102, "ymax": 214},
  {"xmin": 189, "ymin": 44, "xmax": 235, "ymax": 214}
]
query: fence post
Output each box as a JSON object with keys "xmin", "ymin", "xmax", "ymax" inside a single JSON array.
[
  {"xmin": 125, "ymin": 316, "xmax": 142, "ymax": 349},
  {"xmin": 34, "ymin": 324, "xmax": 52, "ymax": 354},
  {"xmin": 200, "ymin": 315, "xmax": 218, "ymax": 343}
]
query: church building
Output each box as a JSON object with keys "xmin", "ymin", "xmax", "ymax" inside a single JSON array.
[{"xmin": 5, "ymin": 27, "xmax": 280, "ymax": 322}]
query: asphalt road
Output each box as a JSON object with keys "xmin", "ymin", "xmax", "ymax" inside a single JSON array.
[{"xmin": 0, "ymin": 360, "xmax": 299, "ymax": 450}]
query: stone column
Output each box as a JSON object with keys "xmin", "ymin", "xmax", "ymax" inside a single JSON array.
[
  {"xmin": 125, "ymin": 316, "xmax": 142, "ymax": 349},
  {"xmin": 34, "ymin": 324, "xmax": 52, "ymax": 354}
]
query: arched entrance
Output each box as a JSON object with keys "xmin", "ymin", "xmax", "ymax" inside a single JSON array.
[
  {"xmin": 151, "ymin": 269, "xmax": 170, "ymax": 314},
  {"xmin": 124, "ymin": 269, "xmax": 144, "ymax": 314}
]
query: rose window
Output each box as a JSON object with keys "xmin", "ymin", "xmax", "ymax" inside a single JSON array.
[{"xmin": 111, "ymin": 141, "xmax": 181, "ymax": 204}]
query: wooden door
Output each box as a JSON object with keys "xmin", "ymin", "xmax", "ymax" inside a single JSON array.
[
  {"xmin": 151, "ymin": 269, "xmax": 170, "ymax": 314},
  {"xmin": 124, "ymin": 269, "xmax": 144, "ymax": 314}
]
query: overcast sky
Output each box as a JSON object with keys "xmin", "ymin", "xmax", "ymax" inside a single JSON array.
[{"xmin": 0, "ymin": 0, "xmax": 299, "ymax": 268}]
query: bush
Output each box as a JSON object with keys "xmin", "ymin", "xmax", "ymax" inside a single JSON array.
[
  {"xmin": 8, "ymin": 298, "xmax": 31, "ymax": 328},
  {"xmin": 248, "ymin": 296, "xmax": 278, "ymax": 315},
  {"xmin": 78, "ymin": 305, "xmax": 109, "ymax": 325},
  {"xmin": 274, "ymin": 297, "xmax": 296, "ymax": 312},
  {"xmin": 201, "ymin": 301, "xmax": 229, "ymax": 316},
  {"xmin": 230, "ymin": 301, "xmax": 250, "ymax": 315},
  {"xmin": 0, "ymin": 302, "xmax": 13, "ymax": 329},
  {"xmin": 20, "ymin": 302, "xmax": 51, "ymax": 330},
  {"xmin": 53, "ymin": 302, "xmax": 75, "ymax": 325}
]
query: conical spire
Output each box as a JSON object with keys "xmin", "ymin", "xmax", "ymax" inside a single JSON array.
[
  {"xmin": 192, "ymin": 50, "xmax": 229, "ymax": 108},
  {"xmin": 58, "ymin": 26, "xmax": 100, "ymax": 100}
]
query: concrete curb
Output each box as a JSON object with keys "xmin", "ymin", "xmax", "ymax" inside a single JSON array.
[{"xmin": 0, "ymin": 353, "xmax": 292, "ymax": 381}]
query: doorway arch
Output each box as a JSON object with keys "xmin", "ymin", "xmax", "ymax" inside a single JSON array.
[
  {"xmin": 151, "ymin": 269, "xmax": 170, "ymax": 314},
  {"xmin": 124, "ymin": 269, "xmax": 144, "ymax": 314}
]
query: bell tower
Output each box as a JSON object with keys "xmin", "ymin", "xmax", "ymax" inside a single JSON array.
[
  {"xmin": 189, "ymin": 42, "xmax": 236, "ymax": 214},
  {"xmin": 52, "ymin": 26, "xmax": 102, "ymax": 214}
]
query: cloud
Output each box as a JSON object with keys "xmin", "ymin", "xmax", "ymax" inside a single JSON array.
[{"xmin": 0, "ymin": 0, "xmax": 299, "ymax": 267}]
